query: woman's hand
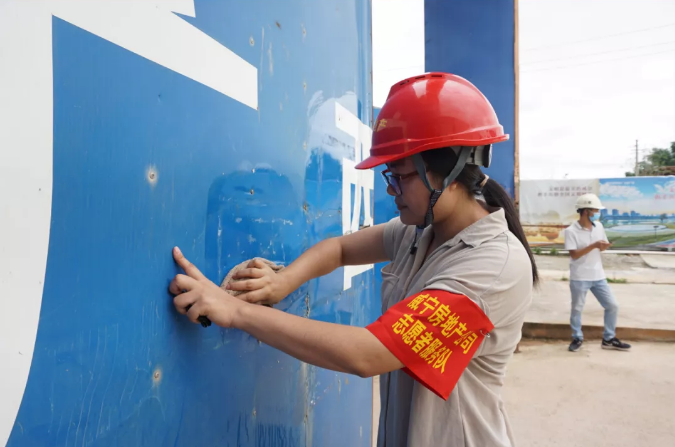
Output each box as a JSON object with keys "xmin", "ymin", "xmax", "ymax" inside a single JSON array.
[
  {"xmin": 226, "ymin": 259, "xmax": 292, "ymax": 305},
  {"xmin": 169, "ymin": 247, "xmax": 243, "ymax": 328}
]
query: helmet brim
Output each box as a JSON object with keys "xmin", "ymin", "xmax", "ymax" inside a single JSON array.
[
  {"xmin": 355, "ymin": 154, "xmax": 404, "ymax": 170},
  {"xmin": 355, "ymin": 134, "xmax": 509, "ymax": 170}
]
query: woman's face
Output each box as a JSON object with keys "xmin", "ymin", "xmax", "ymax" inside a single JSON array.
[{"xmin": 384, "ymin": 157, "xmax": 460, "ymax": 226}]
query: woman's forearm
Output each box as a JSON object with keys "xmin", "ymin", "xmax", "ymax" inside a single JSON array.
[
  {"xmin": 233, "ymin": 302, "xmax": 402, "ymax": 377},
  {"xmin": 277, "ymin": 225, "xmax": 388, "ymax": 296},
  {"xmin": 278, "ymin": 238, "xmax": 343, "ymax": 294}
]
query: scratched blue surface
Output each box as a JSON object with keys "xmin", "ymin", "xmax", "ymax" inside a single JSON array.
[
  {"xmin": 8, "ymin": 1, "xmax": 374, "ymax": 446},
  {"xmin": 425, "ymin": 0, "xmax": 516, "ymax": 196}
]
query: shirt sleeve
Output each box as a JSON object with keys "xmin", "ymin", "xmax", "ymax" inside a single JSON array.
[
  {"xmin": 383, "ymin": 217, "xmax": 406, "ymax": 260},
  {"xmin": 366, "ymin": 289, "xmax": 494, "ymax": 400},
  {"xmin": 564, "ymin": 229, "xmax": 578, "ymax": 250}
]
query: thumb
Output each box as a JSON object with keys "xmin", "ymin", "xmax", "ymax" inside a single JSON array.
[{"xmin": 173, "ymin": 247, "xmax": 206, "ymax": 280}]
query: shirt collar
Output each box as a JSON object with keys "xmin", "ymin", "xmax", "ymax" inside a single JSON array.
[
  {"xmin": 445, "ymin": 208, "xmax": 509, "ymax": 248},
  {"xmin": 574, "ymin": 220, "xmax": 595, "ymax": 231}
]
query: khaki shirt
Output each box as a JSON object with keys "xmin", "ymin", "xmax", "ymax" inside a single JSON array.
[{"xmin": 377, "ymin": 208, "xmax": 533, "ymax": 447}]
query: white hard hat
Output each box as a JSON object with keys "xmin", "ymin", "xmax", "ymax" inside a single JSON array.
[{"xmin": 575, "ymin": 193, "xmax": 605, "ymax": 210}]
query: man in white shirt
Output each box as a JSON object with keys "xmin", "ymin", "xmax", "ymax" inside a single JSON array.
[{"xmin": 563, "ymin": 193, "xmax": 631, "ymax": 352}]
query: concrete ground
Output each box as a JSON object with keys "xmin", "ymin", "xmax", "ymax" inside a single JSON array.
[
  {"xmin": 535, "ymin": 253, "xmax": 652, "ymax": 272},
  {"xmin": 535, "ymin": 254, "xmax": 675, "ymax": 285},
  {"xmin": 527, "ymin": 280, "xmax": 675, "ymax": 331},
  {"xmin": 530, "ymin": 253, "xmax": 675, "ymax": 332},
  {"xmin": 504, "ymin": 340, "xmax": 675, "ymax": 447},
  {"xmin": 641, "ymin": 254, "xmax": 675, "ymax": 269}
]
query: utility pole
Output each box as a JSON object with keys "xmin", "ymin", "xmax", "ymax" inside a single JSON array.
[{"xmin": 635, "ymin": 139, "xmax": 639, "ymax": 176}]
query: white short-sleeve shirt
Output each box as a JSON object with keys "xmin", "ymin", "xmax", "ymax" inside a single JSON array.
[
  {"xmin": 563, "ymin": 221, "xmax": 607, "ymax": 281},
  {"xmin": 377, "ymin": 208, "xmax": 533, "ymax": 447}
]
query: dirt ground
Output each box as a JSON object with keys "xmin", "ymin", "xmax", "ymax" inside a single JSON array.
[{"xmin": 503, "ymin": 340, "xmax": 675, "ymax": 447}]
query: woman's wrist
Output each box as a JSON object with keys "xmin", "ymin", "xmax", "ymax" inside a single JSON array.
[
  {"xmin": 231, "ymin": 299, "xmax": 252, "ymax": 331},
  {"xmin": 276, "ymin": 269, "xmax": 298, "ymax": 298}
]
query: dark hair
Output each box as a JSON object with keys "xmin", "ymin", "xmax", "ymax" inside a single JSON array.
[{"xmin": 421, "ymin": 147, "xmax": 539, "ymax": 284}]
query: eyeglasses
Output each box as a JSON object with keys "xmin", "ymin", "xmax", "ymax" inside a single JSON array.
[{"xmin": 381, "ymin": 169, "xmax": 419, "ymax": 196}]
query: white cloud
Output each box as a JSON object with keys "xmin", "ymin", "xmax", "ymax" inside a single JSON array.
[
  {"xmin": 600, "ymin": 182, "xmax": 643, "ymax": 199},
  {"xmin": 654, "ymin": 180, "xmax": 675, "ymax": 194}
]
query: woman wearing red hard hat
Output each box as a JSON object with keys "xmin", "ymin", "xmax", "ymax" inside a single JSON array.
[{"xmin": 170, "ymin": 73, "xmax": 537, "ymax": 447}]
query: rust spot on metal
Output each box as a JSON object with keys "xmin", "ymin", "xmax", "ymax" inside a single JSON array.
[
  {"xmin": 303, "ymin": 203, "xmax": 308, "ymax": 212},
  {"xmin": 250, "ymin": 189, "xmax": 254, "ymax": 195},
  {"xmin": 152, "ymin": 367, "xmax": 162, "ymax": 385},
  {"xmin": 275, "ymin": 21, "xmax": 281, "ymax": 29},
  {"xmin": 249, "ymin": 36, "xmax": 255, "ymax": 46},
  {"xmin": 146, "ymin": 166, "xmax": 158, "ymax": 186}
]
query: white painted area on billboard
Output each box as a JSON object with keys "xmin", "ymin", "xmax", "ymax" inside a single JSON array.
[{"xmin": 520, "ymin": 179, "xmax": 600, "ymax": 226}]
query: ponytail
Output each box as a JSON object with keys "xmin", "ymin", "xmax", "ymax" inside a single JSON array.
[
  {"xmin": 482, "ymin": 178, "xmax": 539, "ymax": 284},
  {"xmin": 421, "ymin": 147, "xmax": 539, "ymax": 284}
]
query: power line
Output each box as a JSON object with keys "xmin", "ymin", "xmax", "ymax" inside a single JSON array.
[
  {"xmin": 521, "ymin": 22, "xmax": 675, "ymax": 52},
  {"xmin": 521, "ymin": 47, "xmax": 675, "ymax": 73},
  {"xmin": 522, "ymin": 39, "xmax": 675, "ymax": 66}
]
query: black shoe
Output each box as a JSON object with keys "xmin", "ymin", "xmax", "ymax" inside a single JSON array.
[
  {"xmin": 601, "ymin": 337, "xmax": 631, "ymax": 351},
  {"xmin": 569, "ymin": 338, "xmax": 583, "ymax": 352}
]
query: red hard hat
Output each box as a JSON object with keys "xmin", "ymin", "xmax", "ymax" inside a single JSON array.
[{"xmin": 356, "ymin": 72, "xmax": 509, "ymax": 170}]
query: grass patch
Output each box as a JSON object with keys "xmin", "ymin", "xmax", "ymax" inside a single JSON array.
[
  {"xmin": 607, "ymin": 232, "xmax": 675, "ymax": 248},
  {"xmin": 607, "ymin": 278, "xmax": 627, "ymax": 284}
]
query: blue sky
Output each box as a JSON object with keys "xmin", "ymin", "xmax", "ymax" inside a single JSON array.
[{"xmin": 600, "ymin": 177, "xmax": 675, "ymax": 213}]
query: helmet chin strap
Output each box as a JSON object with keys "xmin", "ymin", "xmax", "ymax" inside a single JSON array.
[{"xmin": 408, "ymin": 147, "xmax": 473, "ymax": 254}]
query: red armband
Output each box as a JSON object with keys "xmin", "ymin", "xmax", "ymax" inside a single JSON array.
[{"xmin": 366, "ymin": 290, "xmax": 494, "ymax": 400}]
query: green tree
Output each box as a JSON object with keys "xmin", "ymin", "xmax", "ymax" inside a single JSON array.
[{"xmin": 626, "ymin": 142, "xmax": 675, "ymax": 176}]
